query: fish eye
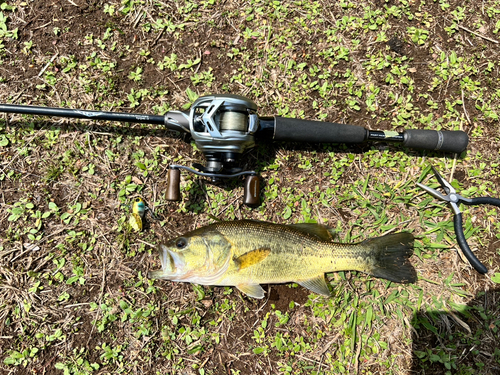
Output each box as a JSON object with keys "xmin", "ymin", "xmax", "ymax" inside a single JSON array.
[{"xmin": 175, "ymin": 238, "xmax": 187, "ymax": 249}]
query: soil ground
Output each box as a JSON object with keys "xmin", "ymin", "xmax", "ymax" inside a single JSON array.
[{"xmin": 0, "ymin": 1, "xmax": 500, "ymax": 374}]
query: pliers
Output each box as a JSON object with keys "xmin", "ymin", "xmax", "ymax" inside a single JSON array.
[{"xmin": 417, "ymin": 166, "xmax": 500, "ymax": 274}]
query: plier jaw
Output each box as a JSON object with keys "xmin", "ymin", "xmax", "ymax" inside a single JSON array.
[{"xmin": 416, "ymin": 166, "xmax": 461, "ymax": 215}]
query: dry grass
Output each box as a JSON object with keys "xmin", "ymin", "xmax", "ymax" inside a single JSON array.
[{"xmin": 0, "ymin": 0, "xmax": 500, "ymax": 374}]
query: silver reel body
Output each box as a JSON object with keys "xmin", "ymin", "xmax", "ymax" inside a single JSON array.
[
  {"xmin": 166, "ymin": 94, "xmax": 261, "ymax": 205},
  {"xmin": 189, "ymin": 94, "xmax": 259, "ymax": 170}
]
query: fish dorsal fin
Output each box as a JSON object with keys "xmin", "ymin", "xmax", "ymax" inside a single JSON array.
[
  {"xmin": 234, "ymin": 248, "xmax": 271, "ymax": 270},
  {"xmin": 237, "ymin": 283, "xmax": 265, "ymax": 299},
  {"xmin": 297, "ymin": 275, "xmax": 331, "ymax": 296},
  {"xmin": 288, "ymin": 223, "xmax": 335, "ymax": 241}
]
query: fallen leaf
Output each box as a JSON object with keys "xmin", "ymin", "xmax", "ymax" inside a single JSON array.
[{"xmin": 132, "ymin": 176, "xmax": 143, "ymax": 185}]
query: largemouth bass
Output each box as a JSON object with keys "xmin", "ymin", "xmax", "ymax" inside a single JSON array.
[{"xmin": 148, "ymin": 220, "xmax": 417, "ymax": 298}]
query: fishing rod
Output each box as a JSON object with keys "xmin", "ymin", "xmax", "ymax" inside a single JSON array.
[{"xmin": 0, "ymin": 94, "xmax": 468, "ymax": 205}]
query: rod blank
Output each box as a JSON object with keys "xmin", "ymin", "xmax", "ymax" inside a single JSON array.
[{"xmin": 0, "ymin": 103, "xmax": 165, "ymax": 125}]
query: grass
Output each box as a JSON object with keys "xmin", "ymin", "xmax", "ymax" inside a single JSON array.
[{"xmin": 0, "ymin": 0, "xmax": 500, "ymax": 374}]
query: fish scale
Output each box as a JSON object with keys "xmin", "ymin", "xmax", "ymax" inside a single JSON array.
[{"xmin": 149, "ymin": 220, "xmax": 417, "ymax": 299}]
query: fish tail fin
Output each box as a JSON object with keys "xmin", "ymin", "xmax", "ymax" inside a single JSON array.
[{"xmin": 364, "ymin": 232, "xmax": 417, "ymax": 284}]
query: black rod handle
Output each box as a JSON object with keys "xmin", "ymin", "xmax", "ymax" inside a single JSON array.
[
  {"xmin": 453, "ymin": 213, "xmax": 488, "ymax": 274},
  {"xmin": 273, "ymin": 117, "xmax": 368, "ymax": 143},
  {"xmin": 271, "ymin": 117, "xmax": 469, "ymax": 154},
  {"xmin": 403, "ymin": 129, "xmax": 468, "ymax": 153}
]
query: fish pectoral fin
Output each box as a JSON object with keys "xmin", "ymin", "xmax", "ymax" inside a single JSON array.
[
  {"xmin": 297, "ymin": 275, "xmax": 331, "ymax": 296},
  {"xmin": 236, "ymin": 283, "xmax": 265, "ymax": 299},
  {"xmin": 288, "ymin": 223, "xmax": 335, "ymax": 241},
  {"xmin": 234, "ymin": 248, "xmax": 271, "ymax": 270}
]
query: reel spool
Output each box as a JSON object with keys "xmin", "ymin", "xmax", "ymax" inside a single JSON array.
[
  {"xmin": 166, "ymin": 94, "xmax": 261, "ymax": 206},
  {"xmin": 220, "ymin": 111, "xmax": 248, "ymax": 132}
]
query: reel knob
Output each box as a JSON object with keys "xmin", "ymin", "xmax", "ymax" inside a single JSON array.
[
  {"xmin": 166, "ymin": 167, "xmax": 181, "ymax": 201},
  {"xmin": 244, "ymin": 175, "xmax": 260, "ymax": 206}
]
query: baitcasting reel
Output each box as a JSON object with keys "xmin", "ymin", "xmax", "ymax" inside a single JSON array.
[
  {"xmin": 0, "ymin": 94, "xmax": 469, "ymax": 206},
  {"xmin": 163, "ymin": 94, "xmax": 262, "ymax": 205}
]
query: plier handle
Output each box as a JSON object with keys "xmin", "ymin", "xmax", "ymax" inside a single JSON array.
[{"xmin": 417, "ymin": 166, "xmax": 500, "ymax": 274}]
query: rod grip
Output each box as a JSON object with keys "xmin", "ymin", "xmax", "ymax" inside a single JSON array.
[
  {"xmin": 403, "ymin": 130, "xmax": 468, "ymax": 153},
  {"xmin": 274, "ymin": 117, "xmax": 368, "ymax": 143}
]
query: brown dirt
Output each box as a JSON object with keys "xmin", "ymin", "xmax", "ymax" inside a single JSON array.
[{"xmin": 1, "ymin": 0, "xmax": 500, "ymax": 374}]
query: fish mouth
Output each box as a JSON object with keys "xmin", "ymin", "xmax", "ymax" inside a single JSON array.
[
  {"xmin": 148, "ymin": 243, "xmax": 231, "ymax": 285},
  {"xmin": 148, "ymin": 244, "xmax": 185, "ymax": 280}
]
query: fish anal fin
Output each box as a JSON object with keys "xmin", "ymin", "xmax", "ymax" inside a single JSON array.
[
  {"xmin": 297, "ymin": 275, "xmax": 331, "ymax": 296},
  {"xmin": 237, "ymin": 283, "xmax": 265, "ymax": 299},
  {"xmin": 234, "ymin": 248, "xmax": 271, "ymax": 270},
  {"xmin": 288, "ymin": 223, "xmax": 335, "ymax": 241}
]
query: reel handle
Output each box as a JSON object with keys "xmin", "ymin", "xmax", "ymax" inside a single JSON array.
[
  {"xmin": 165, "ymin": 166, "xmax": 261, "ymax": 206},
  {"xmin": 166, "ymin": 168, "xmax": 181, "ymax": 201},
  {"xmin": 244, "ymin": 175, "xmax": 260, "ymax": 206}
]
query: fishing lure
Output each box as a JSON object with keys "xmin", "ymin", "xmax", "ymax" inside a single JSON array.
[
  {"xmin": 129, "ymin": 197, "xmax": 146, "ymax": 232},
  {"xmin": 128, "ymin": 197, "xmax": 159, "ymax": 231}
]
